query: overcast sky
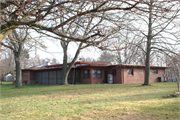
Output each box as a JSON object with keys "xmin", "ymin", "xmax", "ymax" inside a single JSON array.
[{"xmin": 29, "ymin": 38, "xmax": 101, "ymax": 63}]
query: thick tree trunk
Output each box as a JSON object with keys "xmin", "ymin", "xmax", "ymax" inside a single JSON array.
[
  {"xmin": 14, "ymin": 52, "xmax": 22, "ymax": 87},
  {"xmin": 0, "ymin": 45, "xmax": 2, "ymax": 60},
  {"xmin": 144, "ymin": 45, "xmax": 151, "ymax": 85},
  {"xmin": 60, "ymin": 44, "xmax": 68, "ymax": 85},
  {"xmin": 60, "ymin": 42, "xmax": 82, "ymax": 85},
  {"xmin": 61, "ymin": 69, "xmax": 69, "ymax": 85},
  {"xmin": 143, "ymin": 0, "xmax": 153, "ymax": 85}
]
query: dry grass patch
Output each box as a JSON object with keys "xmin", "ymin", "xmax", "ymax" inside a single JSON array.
[{"xmin": 1, "ymin": 82, "xmax": 179, "ymax": 120}]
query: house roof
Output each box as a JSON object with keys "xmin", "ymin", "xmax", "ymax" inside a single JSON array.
[
  {"xmin": 45, "ymin": 61, "xmax": 109, "ymax": 67},
  {"xmin": 22, "ymin": 61, "xmax": 169, "ymax": 71},
  {"xmin": 110, "ymin": 64, "xmax": 169, "ymax": 69},
  {"xmin": 22, "ymin": 61, "xmax": 109, "ymax": 71}
]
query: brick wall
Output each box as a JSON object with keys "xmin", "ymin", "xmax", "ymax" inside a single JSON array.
[
  {"xmin": 123, "ymin": 68, "xmax": 145, "ymax": 84},
  {"xmin": 22, "ymin": 70, "xmax": 30, "ymax": 84},
  {"xmin": 79, "ymin": 68, "xmax": 91, "ymax": 84},
  {"xmin": 111, "ymin": 68, "xmax": 122, "ymax": 84},
  {"xmin": 79, "ymin": 67, "xmax": 105, "ymax": 84},
  {"xmin": 122, "ymin": 68, "xmax": 165, "ymax": 84},
  {"xmin": 150, "ymin": 69, "xmax": 165, "ymax": 82}
]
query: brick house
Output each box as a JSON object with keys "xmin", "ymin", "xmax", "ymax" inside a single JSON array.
[{"xmin": 22, "ymin": 61, "xmax": 168, "ymax": 84}]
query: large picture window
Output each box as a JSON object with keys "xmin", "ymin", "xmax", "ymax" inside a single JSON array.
[
  {"xmin": 127, "ymin": 69, "xmax": 133, "ymax": 75},
  {"xmin": 93, "ymin": 70, "xmax": 101, "ymax": 78},
  {"xmin": 84, "ymin": 70, "xmax": 90, "ymax": 78}
]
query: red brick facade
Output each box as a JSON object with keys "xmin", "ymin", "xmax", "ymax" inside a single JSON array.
[{"xmin": 22, "ymin": 62, "xmax": 168, "ymax": 84}]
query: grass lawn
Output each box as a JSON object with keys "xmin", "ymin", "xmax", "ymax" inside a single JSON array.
[{"xmin": 1, "ymin": 82, "xmax": 179, "ymax": 120}]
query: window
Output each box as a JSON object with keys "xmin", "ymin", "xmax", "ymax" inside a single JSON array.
[
  {"xmin": 57, "ymin": 70, "xmax": 62, "ymax": 84},
  {"xmin": 84, "ymin": 70, "xmax": 90, "ymax": 78},
  {"xmin": 22, "ymin": 72, "xmax": 28, "ymax": 76},
  {"xmin": 36, "ymin": 72, "xmax": 41, "ymax": 83},
  {"xmin": 42, "ymin": 72, "xmax": 48, "ymax": 84},
  {"xmin": 49, "ymin": 71, "xmax": 56, "ymax": 84},
  {"xmin": 112, "ymin": 69, "xmax": 116, "ymax": 76},
  {"xmin": 127, "ymin": 69, "xmax": 133, "ymax": 75},
  {"xmin": 93, "ymin": 70, "xmax": 101, "ymax": 78},
  {"xmin": 151, "ymin": 70, "xmax": 158, "ymax": 74}
]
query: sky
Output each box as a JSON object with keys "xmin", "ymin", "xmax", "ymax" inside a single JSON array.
[{"xmin": 29, "ymin": 38, "xmax": 101, "ymax": 63}]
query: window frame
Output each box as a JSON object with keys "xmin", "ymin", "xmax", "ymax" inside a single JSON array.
[
  {"xmin": 151, "ymin": 69, "xmax": 158, "ymax": 74},
  {"xmin": 93, "ymin": 69, "xmax": 102, "ymax": 78},
  {"xmin": 22, "ymin": 72, "xmax": 28, "ymax": 76},
  {"xmin": 127, "ymin": 69, "xmax": 133, "ymax": 76},
  {"xmin": 83, "ymin": 69, "xmax": 91, "ymax": 78}
]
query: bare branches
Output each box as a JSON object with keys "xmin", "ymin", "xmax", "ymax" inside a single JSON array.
[
  {"xmin": 1, "ymin": 0, "xmax": 139, "ymax": 42},
  {"xmin": 0, "ymin": 41, "xmax": 14, "ymax": 51}
]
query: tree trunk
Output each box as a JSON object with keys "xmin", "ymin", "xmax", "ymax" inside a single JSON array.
[
  {"xmin": 60, "ymin": 42, "xmax": 83, "ymax": 85},
  {"xmin": 144, "ymin": 46, "xmax": 151, "ymax": 85},
  {"xmin": 14, "ymin": 52, "xmax": 22, "ymax": 87},
  {"xmin": 61, "ymin": 69, "xmax": 69, "ymax": 85},
  {"xmin": 60, "ymin": 43, "xmax": 68, "ymax": 85},
  {"xmin": 0, "ymin": 45, "xmax": 2, "ymax": 60},
  {"xmin": 143, "ymin": 0, "xmax": 153, "ymax": 85}
]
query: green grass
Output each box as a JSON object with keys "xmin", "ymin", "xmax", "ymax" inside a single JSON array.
[{"xmin": 1, "ymin": 82, "xmax": 179, "ymax": 120}]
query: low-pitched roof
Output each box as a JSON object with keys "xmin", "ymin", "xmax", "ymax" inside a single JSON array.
[
  {"xmin": 22, "ymin": 61, "xmax": 109, "ymax": 71},
  {"xmin": 110, "ymin": 64, "xmax": 169, "ymax": 69},
  {"xmin": 22, "ymin": 61, "xmax": 169, "ymax": 71}
]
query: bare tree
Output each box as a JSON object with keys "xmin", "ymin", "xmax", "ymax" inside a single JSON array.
[
  {"xmin": 31, "ymin": 1, "xmax": 139, "ymax": 85},
  {"xmin": 1, "ymin": 0, "xmax": 140, "ymax": 43},
  {"xmin": 0, "ymin": 48, "xmax": 15, "ymax": 81},
  {"xmin": 25, "ymin": 55, "xmax": 45, "ymax": 68},
  {"xmin": 79, "ymin": 56, "xmax": 96, "ymax": 62},
  {"xmin": 0, "ymin": 27, "xmax": 30, "ymax": 87},
  {"xmin": 0, "ymin": 2, "xmax": 139, "ymax": 86},
  {"xmin": 51, "ymin": 58, "xmax": 60, "ymax": 65},
  {"xmin": 126, "ymin": 0, "xmax": 180, "ymax": 85},
  {"xmin": 0, "ymin": 0, "xmax": 49, "ymax": 41},
  {"xmin": 0, "ymin": 45, "xmax": 2, "ymax": 60},
  {"xmin": 97, "ymin": 51, "xmax": 116, "ymax": 63},
  {"xmin": 166, "ymin": 54, "xmax": 180, "ymax": 81}
]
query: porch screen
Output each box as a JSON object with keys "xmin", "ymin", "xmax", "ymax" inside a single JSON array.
[
  {"xmin": 36, "ymin": 72, "xmax": 41, "ymax": 83},
  {"xmin": 42, "ymin": 72, "xmax": 48, "ymax": 84},
  {"xmin": 68, "ymin": 70, "xmax": 74, "ymax": 84},
  {"xmin": 76, "ymin": 70, "xmax": 80, "ymax": 83},
  {"xmin": 57, "ymin": 70, "xmax": 62, "ymax": 84},
  {"xmin": 49, "ymin": 71, "xmax": 56, "ymax": 84}
]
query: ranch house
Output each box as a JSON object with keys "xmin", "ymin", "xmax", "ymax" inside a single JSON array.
[{"xmin": 22, "ymin": 61, "xmax": 168, "ymax": 84}]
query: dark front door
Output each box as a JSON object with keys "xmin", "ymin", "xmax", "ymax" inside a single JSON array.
[{"xmin": 104, "ymin": 70, "xmax": 108, "ymax": 83}]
